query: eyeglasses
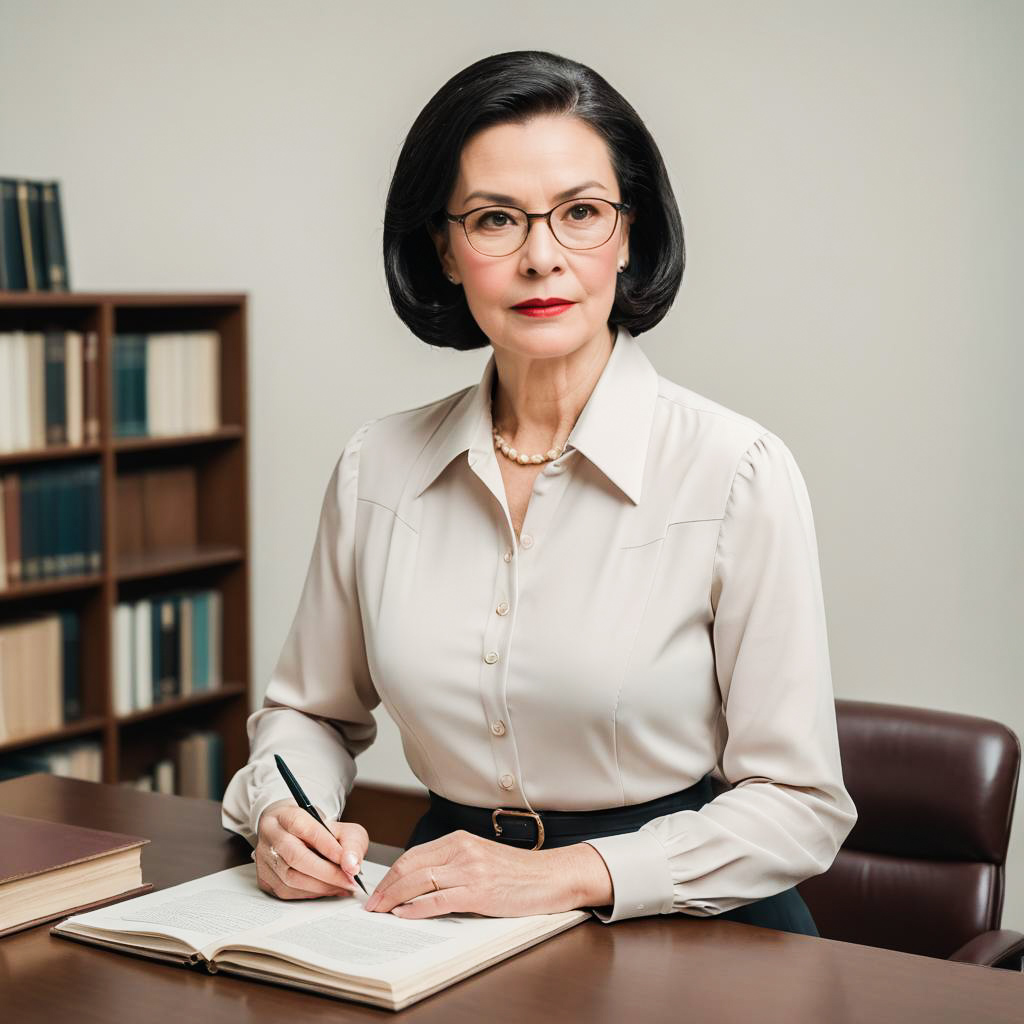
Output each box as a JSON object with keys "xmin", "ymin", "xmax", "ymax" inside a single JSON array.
[{"xmin": 445, "ymin": 197, "xmax": 630, "ymax": 258}]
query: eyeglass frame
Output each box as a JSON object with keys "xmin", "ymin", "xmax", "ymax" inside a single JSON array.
[{"xmin": 444, "ymin": 197, "xmax": 631, "ymax": 257}]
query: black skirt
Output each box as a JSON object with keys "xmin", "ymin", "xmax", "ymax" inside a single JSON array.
[{"xmin": 404, "ymin": 775, "xmax": 819, "ymax": 937}]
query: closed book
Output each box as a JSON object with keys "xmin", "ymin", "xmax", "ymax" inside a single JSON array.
[
  {"xmin": 0, "ymin": 812, "xmax": 151, "ymax": 937},
  {"xmin": 132, "ymin": 599, "xmax": 152, "ymax": 711},
  {"xmin": 0, "ymin": 178, "xmax": 27, "ymax": 289},
  {"xmin": 23, "ymin": 182, "xmax": 48, "ymax": 292},
  {"xmin": 60, "ymin": 609, "xmax": 82, "ymax": 722},
  {"xmin": 83, "ymin": 331, "xmax": 99, "ymax": 443},
  {"xmin": 39, "ymin": 181, "xmax": 70, "ymax": 291},
  {"xmin": 15, "ymin": 181, "xmax": 36, "ymax": 290},
  {"xmin": 20, "ymin": 468, "xmax": 39, "ymax": 581},
  {"xmin": 65, "ymin": 330, "xmax": 83, "ymax": 445},
  {"xmin": 44, "ymin": 329, "xmax": 66, "ymax": 445},
  {"xmin": 3, "ymin": 471, "xmax": 21, "ymax": 585}
]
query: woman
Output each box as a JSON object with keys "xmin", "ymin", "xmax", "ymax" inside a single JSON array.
[{"xmin": 222, "ymin": 50, "xmax": 857, "ymax": 935}]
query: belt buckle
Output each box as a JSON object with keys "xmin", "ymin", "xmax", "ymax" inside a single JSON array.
[{"xmin": 492, "ymin": 808, "xmax": 545, "ymax": 851}]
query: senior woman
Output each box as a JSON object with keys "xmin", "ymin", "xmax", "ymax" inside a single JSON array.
[{"xmin": 222, "ymin": 50, "xmax": 857, "ymax": 936}]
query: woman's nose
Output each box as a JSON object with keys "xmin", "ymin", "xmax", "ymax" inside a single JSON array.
[{"xmin": 518, "ymin": 217, "xmax": 562, "ymax": 275}]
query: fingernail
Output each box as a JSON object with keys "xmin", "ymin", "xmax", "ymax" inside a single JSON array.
[{"xmin": 344, "ymin": 852, "xmax": 359, "ymax": 871}]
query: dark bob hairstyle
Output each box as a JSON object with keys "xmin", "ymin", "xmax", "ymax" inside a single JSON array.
[{"xmin": 383, "ymin": 50, "xmax": 685, "ymax": 351}]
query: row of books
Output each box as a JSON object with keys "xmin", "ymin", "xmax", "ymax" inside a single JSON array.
[
  {"xmin": 112, "ymin": 588, "xmax": 223, "ymax": 714},
  {"xmin": 0, "ymin": 611, "xmax": 81, "ymax": 742},
  {"xmin": 0, "ymin": 739, "xmax": 101, "ymax": 783},
  {"xmin": 0, "ymin": 330, "xmax": 100, "ymax": 452},
  {"xmin": 114, "ymin": 332, "xmax": 221, "ymax": 437},
  {"xmin": 0, "ymin": 177, "xmax": 70, "ymax": 291},
  {"xmin": 124, "ymin": 731, "xmax": 224, "ymax": 799},
  {"xmin": 0, "ymin": 463, "xmax": 102, "ymax": 589}
]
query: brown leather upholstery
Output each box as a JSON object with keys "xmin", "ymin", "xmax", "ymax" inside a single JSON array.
[{"xmin": 797, "ymin": 699, "xmax": 1023, "ymax": 967}]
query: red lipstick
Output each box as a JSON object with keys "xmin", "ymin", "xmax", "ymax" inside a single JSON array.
[{"xmin": 511, "ymin": 297, "xmax": 576, "ymax": 318}]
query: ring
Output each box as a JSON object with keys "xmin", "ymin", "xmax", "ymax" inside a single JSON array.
[{"xmin": 429, "ymin": 870, "xmax": 440, "ymax": 893}]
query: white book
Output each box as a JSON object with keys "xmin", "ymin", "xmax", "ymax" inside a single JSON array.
[
  {"xmin": 154, "ymin": 759, "xmax": 175, "ymax": 794},
  {"xmin": 112, "ymin": 604, "xmax": 135, "ymax": 715},
  {"xmin": 52, "ymin": 862, "xmax": 589, "ymax": 1011},
  {"xmin": 65, "ymin": 330, "xmax": 83, "ymax": 446},
  {"xmin": 0, "ymin": 333, "xmax": 11, "ymax": 452},
  {"xmin": 146, "ymin": 334, "xmax": 162, "ymax": 436},
  {"xmin": 201, "ymin": 330, "xmax": 220, "ymax": 431},
  {"xmin": 11, "ymin": 331, "xmax": 29, "ymax": 451},
  {"xmin": 133, "ymin": 600, "xmax": 153, "ymax": 712}
]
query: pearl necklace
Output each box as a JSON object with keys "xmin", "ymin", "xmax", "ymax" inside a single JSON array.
[{"xmin": 491, "ymin": 423, "xmax": 567, "ymax": 465}]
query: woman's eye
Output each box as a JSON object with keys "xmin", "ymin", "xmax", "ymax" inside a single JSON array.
[
  {"xmin": 480, "ymin": 211, "xmax": 515, "ymax": 228},
  {"xmin": 567, "ymin": 204, "xmax": 596, "ymax": 220}
]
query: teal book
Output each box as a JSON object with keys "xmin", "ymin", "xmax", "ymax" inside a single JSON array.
[
  {"xmin": 24, "ymin": 182, "xmax": 47, "ymax": 291},
  {"xmin": 192, "ymin": 592, "xmax": 209, "ymax": 692},
  {"xmin": 44, "ymin": 330, "xmax": 66, "ymax": 445},
  {"xmin": 0, "ymin": 178, "xmax": 27, "ymax": 289},
  {"xmin": 60, "ymin": 610, "xmax": 82, "ymax": 722},
  {"xmin": 40, "ymin": 181, "xmax": 70, "ymax": 291}
]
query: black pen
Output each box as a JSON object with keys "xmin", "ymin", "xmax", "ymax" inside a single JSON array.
[{"xmin": 274, "ymin": 754, "xmax": 367, "ymax": 895}]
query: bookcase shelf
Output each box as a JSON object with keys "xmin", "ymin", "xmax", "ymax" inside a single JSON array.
[{"xmin": 0, "ymin": 291, "xmax": 252, "ymax": 794}]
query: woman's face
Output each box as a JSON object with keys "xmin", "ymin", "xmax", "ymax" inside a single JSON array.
[{"xmin": 433, "ymin": 114, "xmax": 633, "ymax": 362}]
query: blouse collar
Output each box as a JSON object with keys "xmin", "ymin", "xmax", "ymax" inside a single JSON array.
[{"xmin": 414, "ymin": 325, "xmax": 660, "ymax": 506}]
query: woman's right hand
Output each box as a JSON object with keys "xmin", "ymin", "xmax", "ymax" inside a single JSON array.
[{"xmin": 254, "ymin": 798, "xmax": 369, "ymax": 900}]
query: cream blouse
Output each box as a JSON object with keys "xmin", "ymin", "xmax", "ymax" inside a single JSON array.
[{"xmin": 221, "ymin": 326, "xmax": 857, "ymax": 923}]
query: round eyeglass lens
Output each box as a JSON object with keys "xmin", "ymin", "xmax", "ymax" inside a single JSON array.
[{"xmin": 463, "ymin": 199, "xmax": 619, "ymax": 256}]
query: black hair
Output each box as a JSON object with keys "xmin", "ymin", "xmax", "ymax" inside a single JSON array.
[{"xmin": 383, "ymin": 50, "xmax": 685, "ymax": 350}]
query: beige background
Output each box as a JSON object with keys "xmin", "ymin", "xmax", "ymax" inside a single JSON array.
[{"xmin": 2, "ymin": 1, "xmax": 1021, "ymax": 923}]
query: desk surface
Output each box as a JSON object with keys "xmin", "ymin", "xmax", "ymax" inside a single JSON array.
[{"xmin": 1, "ymin": 774, "xmax": 1021, "ymax": 1023}]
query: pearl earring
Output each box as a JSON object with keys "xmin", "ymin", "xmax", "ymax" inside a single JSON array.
[
  {"xmin": 617, "ymin": 261, "xmax": 626, "ymax": 273},
  {"xmin": 446, "ymin": 272, "xmax": 456, "ymax": 283}
]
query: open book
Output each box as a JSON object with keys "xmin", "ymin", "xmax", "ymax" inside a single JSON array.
[{"xmin": 51, "ymin": 860, "xmax": 591, "ymax": 1010}]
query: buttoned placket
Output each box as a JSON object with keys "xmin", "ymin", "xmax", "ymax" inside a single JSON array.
[{"xmin": 471, "ymin": 448, "xmax": 578, "ymax": 804}]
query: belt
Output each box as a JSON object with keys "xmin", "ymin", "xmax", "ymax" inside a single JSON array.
[{"xmin": 424, "ymin": 774, "xmax": 715, "ymax": 851}]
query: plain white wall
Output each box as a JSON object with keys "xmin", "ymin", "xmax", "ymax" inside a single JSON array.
[{"xmin": 3, "ymin": 0, "xmax": 1021, "ymax": 923}]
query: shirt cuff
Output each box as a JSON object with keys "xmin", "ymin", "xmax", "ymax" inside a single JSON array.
[
  {"xmin": 222, "ymin": 783, "xmax": 338, "ymax": 849},
  {"xmin": 581, "ymin": 827, "xmax": 675, "ymax": 923}
]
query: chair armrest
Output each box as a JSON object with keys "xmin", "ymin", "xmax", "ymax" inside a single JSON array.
[{"xmin": 948, "ymin": 929, "xmax": 1024, "ymax": 969}]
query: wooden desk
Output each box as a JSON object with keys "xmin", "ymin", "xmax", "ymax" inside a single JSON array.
[{"xmin": 1, "ymin": 774, "xmax": 1021, "ymax": 1022}]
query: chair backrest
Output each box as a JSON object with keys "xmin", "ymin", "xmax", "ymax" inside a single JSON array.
[{"xmin": 797, "ymin": 699, "xmax": 1021, "ymax": 959}]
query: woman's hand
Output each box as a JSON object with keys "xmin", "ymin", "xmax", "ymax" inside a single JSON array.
[
  {"xmin": 254, "ymin": 798, "xmax": 369, "ymax": 901},
  {"xmin": 363, "ymin": 830, "xmax": 614, "ymax": 919}
]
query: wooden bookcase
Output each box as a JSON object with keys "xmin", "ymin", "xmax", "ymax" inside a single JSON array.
[{"xmin": 0, "ymin": 292, "xmax": 251, "ymax": 792}]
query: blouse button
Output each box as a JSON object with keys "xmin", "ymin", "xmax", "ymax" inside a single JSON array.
[
  {"xmin": 520, "ymin": 534, "xmax": 533, "ymax": 549},
  {"xmin": 496, "ymin": 601, "xmax": 509, "ymax": 615},
  {"xmin": 491, "ymin": 720, "xmax": 507, "ymax": 736},
  {"xmin": 499, "ymin": 773, "xmax": 515, "ymax": 790},
  {"xmin": 484, "ymin": 651, "xmax": 499, "ymax": 665},
  {"xmin": 503, "ymin": 549, "xmax": 513, "ymax": 562}
]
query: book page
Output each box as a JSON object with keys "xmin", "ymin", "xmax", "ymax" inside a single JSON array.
[{"xmin": 55, "ymin": 861, "xmax": 383, "ymax": 954}]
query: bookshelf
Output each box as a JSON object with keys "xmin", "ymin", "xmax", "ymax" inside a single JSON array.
[{"xmin": 0, "ymin": 291, "xmax": 251, "ymax": 796}]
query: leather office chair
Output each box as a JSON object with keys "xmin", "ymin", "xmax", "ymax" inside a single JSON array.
[{"xmin": 797, "ymin": 699, "xmax": 1024, "ymax": 969}]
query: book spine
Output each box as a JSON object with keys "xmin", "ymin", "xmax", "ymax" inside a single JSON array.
[
  {"xmin": 25, "ymin": 182, "xmax": 48, "ymax": 291},
  {"xmin": 61, "ymin": 609, "xmax": 82, "ymax": 722},
  {"xmin": 0, "ymin": 179, "xmax": 27, "ymax": 289},
  {"xmin": 15, "ymin": 181, "xmax": 35, "ymax": 290},
  {"xmin": 40, "ymin": 181, "xmax": 69, "ymax": 291},
  {"xmin": 44, "ymin": 330, "xmax": 66, "ymax": 445},
  {"xmin": 3, "ymin": 471, "xmax": 21, "ymax": 585},
  {"xmin": 83, "ymin": 331, "xmax": 99, "ymax": 444}
]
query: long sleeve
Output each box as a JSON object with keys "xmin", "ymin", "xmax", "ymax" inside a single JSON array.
[
  {"xmin": 221, "ymin": 419, "xmax": 380, "ymax": 846},
  {"xmin": 583, "ymin": 430, "xmax": 858, "ymax": 922}
]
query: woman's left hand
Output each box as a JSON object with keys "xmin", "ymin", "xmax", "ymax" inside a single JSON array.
[{"xmin": 362, "ymin": 830, "xmax": 613, "ymax": 919}]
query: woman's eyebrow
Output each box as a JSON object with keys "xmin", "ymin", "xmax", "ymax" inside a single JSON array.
[{"xmin": 462, "ymin": 180, "xmax": 609, "ymax": 206}]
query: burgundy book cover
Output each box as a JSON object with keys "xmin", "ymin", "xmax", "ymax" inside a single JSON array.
[{"xmin": 0, "ymin": 812, "xmax": 153, "ymax": 938}]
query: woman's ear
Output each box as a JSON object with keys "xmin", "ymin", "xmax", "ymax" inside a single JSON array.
[{"xmin": 430, "ymin": 225, "xmax": 460, "ymax": 285}]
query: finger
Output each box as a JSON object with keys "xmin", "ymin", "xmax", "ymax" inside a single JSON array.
[
  {"xmin": 273, "ymin": 832, "xmax": 360, "ymax": 891},
  {"xmin": 258, "ymin": 847, "xmax": 352, "ymax": 898},
  {"xmin": 390, "ymin": 887, "xmax": 472, "ymax": 919},
  {"xmin": 366, "ymin": 865, "xmax": 449, "ymax": 914},
  {"xmin": 370, "ymin": 832, "xmax": 462, "ymax": 902},
  {"xmin": 325, "ymin": 821, "xmax": 370, "ymax": 876}
]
